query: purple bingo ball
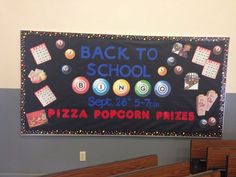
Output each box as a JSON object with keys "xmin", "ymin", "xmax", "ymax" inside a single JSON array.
[
  {"xmin": 174, "ymin": 65, "xmax": 183, "ymax": 75},
  {"xmin": 56, "ymin": 39, "xmax": 65, "ymax": 49},
  {"xmin": 208, "ymin": 117, "xmax": 216, "ymax": 126},
  {"xmin": 213, "ymin": 45, "xmax": 222, "ymax": 55}
]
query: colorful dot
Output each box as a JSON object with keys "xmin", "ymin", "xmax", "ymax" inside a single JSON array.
[
  {"xmin": 92, "ymin": 78, "xmax": 110, "ymax": 96},
  {"xmin": 65, "ymin": 49, "xmax": 75, "ymax": 60},
  {"xmin": 154, "ymin": 80, "xmax": 171, "ymax": 97},
  {"xmin": 55, "ymin": 39, "xmax": 65, "ymax": 49},
  {"xmin": 72, "ymin": 76, "xmax": 89, "ymax": 94},
  {"xmin": 135, "ymin": 80, "xmax": 151, "ymax": 97},
  {"xmin": 174, "ymin": 65, "xmax": 183, "ymax": 75},
  {"xmin": 157, "ymin": 66, "xmax": 168, "ymax": 76},
  {"xmin": 167, "ymin": 57, "xmax": 177, "ymax": 66},
  {"xmin": 113, "ymin": 79, "xmax": 130, "ymax": 97},
  {"xmin": 61, "ymin": 65, "xmax": 72, "ymax": 75}
]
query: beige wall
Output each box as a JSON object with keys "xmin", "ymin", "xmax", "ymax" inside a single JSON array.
[{"xmin": 0, "ymin": 0, "xmax": 236, "ymax": 92}]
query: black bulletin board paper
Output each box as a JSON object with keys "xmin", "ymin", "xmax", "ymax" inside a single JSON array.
[{"xmin": 20, "ymin": 30, "xmax": 229, "ymax": 137}]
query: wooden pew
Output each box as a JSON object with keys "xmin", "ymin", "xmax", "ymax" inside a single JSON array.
[
  {"xmin": 191, "ymin": 140, "xmax": 236, "ymax": 160},
  {"xmin": 186, "ymin": 170, "xmax": 221, "ymax": 177},
  {"xmin": 110, "ymin": 161, "xmax": 190, "ymax": 177},
  {"xmin": 42, "ymin": 155, "xmax": 158, "ymax": 177},
  {"xmin": 190, "ymin": 140, "xmax": 236, "ymax": 173},
  {"xmin": 207, "ymin": 147, "xmax": 236, "ymax": 170},
  {"xmin": 227, "ymin": 155, "xmax": 236, "ymax": 177}
]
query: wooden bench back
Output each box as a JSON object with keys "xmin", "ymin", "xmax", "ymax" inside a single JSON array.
[
  {"xmin": 199, "ymin": 171, "xmax": 220, "ymax": 177},
  {"xmin": 227, "ymin": 155, "xmax": 236, "ymax": 177},
  {"xmin": 43, "ymin": 155, "xmax": 158, "ymax": 177},
  {"xmin": 207, "ymin": 147, "xmax": 236, "ymax": 170},
  {"xmin": 112, "ymin": 161, "xmax": 190, "ymax": 177},
  {"xmin": 186, "ymin": 170, "xmax": 221, "ymax": 177},
  {"xmin": 190, "ymin": 140, "xmax": 236, "ymax": 160}
]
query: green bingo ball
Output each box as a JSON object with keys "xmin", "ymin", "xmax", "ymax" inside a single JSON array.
[{"xmin": 135, "ymin": 80, "xmax": 151, "ymax": 97}]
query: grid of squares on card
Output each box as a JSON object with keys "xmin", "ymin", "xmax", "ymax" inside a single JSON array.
[
  {"xmin": 192, "ymin": 46, "xmax": 211, "ymax": 66},
  {"xmin": 30, "ymin": 43, "xmax": 52, "ymax": 65},
  {"xmin": 34, "ymin": 85, "xmax": 56, "ymax": 107},
  {"xmin": 202, "ymin": 59, "xmax": 220, "ymax": 79},
  {"xmin": 192, "ymin": 46, "xmax": 221, "ymax": 79}
]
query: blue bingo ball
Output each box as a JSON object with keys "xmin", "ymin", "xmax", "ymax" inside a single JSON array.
[
  {"xmin": 167, "ymin": 57, "xmax": 177, "ymax": 66},
  {"xmin": 200, "ymin": 119, "xmax": 208, "ymax": 128},
  {"xmin": 154, "ymin": 80, "xmax": 171, "ymax": 97},
  {"xmin": 61, "ymin": 65, "xmax": 72, "ymax": 75},
  {"xmin": 92, "ymin": 78, "xmax": 110, "ymax": 96}
]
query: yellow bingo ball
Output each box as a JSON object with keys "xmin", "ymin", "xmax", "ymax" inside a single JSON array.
[
  {"xmin": 65, "ymin": 49, "xmax": 75, "ymax": 60},
  {"xmin": 113, "ymin": 79, "xmax": 130, "ymax": 97},
  {"xmin": 157, "ymin": 66, "xmax": 168, "ymax": 76}
]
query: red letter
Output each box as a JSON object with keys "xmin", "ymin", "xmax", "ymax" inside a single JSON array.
[
  {"xmin": 71, "ymin": 109, "xmax": 78, "ymax": 118},
  {"xmin": 62, "ymin": 109, "xmax": 70, "ymax": 118},
  {"xmin": 182, "ymin": 112, "xmax": 187, "ymax": 120},
  {"xmin": 47, "ymin": 109, "xmax": 55, "ymax": 118},
  {"xmin": 156, "ymin": 111, "xmax": 163, "ymax": 120},
  {"xmin": 94, "ymin": 110, "xmax": 100, "ymax": 119},
  {"xmin": 80, "ymin": 109, "xmax": 88, "ymax": 119},
  {"xmin": 188, "ymin": 112, "xmax": 195, "ymax": 121}
]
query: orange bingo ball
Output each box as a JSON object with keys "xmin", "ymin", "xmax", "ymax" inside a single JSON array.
[
  {"xmin": 65, "ymin": 49, "xmax": 75, "ymax": 60},
  {"xmin": 157, "ymin": 66, "xmax": 168, "ymax": 76}
]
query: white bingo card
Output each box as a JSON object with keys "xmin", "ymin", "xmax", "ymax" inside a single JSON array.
[
  {"xmin": 202, "ymin": 59, "xmax": 221, "ymax": 79},
  {"xmin": 192, "ymin": 46, "xmax": 211, "ymax": 66},
  {"xmin": 34, "ymin": 85, "xmax": 56, "ymax": 107},
  {"xmin": 30, "ymin": 43, "xmax": 52, "ymax": 65}
]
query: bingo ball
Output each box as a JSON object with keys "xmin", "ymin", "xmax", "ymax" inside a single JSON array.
[
  {"xmin": 200, "ymin": 119, "xmax": 208, "ymax": 128},
  {"xmin": 157, "ymin": 66, "xmax": 168, "ymax": 76},
  {"xmin": 113, "ymin": 79, "xmax": 130, "ymax": 97},
  {"xmin": 174, "ymin": 65, "xmax": 183, "ymax": 75},
  {"xmin": 92, "ymin": 78, "xmax": 110, "ymax": 96},
  {"xmin": 213, "ymin": 45, "xmax": 222, "ymax": 55},
  {"xmin": 65, "ymin": 49, "xmax": 75, "ymax": 60},
  {"xmin": 167, "ymin": 57, "xmax": 177, "ymax": 66},
  {"xmin": 208, "ymin": 117, "xmax": 217, "ymax": 126},
  {"xmin": 154, "ymin": 80, "xmax": 171, "ymax": 97},
  {"xmin": 61, "ymin": 65, "xmax": 72, "ymax": 75},
  {"xmin": 55, "ymin": 39, "xmax": 65, "ymax": 49},
  {"xmin": 72, "ymin": 76, "xmax": 90, "ymax": 94},
  {"xmin": 135, "ymin": 80, "xmax": 151, "ymax": 97}
]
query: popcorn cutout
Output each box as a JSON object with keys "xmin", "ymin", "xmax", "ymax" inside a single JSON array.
[
  {"xmin": 196, "ymin": 90, "xmax": 218, "ymax": 116},
  {"xmin": 28, "ymin": 69, "xmax": 47, "ymax": 84}
]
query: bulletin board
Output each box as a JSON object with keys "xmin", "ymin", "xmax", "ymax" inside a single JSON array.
[{"xmin": 20, "ymin": 30, "xmax": 229, "ymax": 137}]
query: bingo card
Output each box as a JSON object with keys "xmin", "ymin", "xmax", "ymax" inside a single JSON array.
[
  {"xmin": 192, "ymin": 46, "xmax": 211, "ymax": 66},
  {"xmin": 34, "ymin": 85, "xmax": 56, "ymax": 107},
  {"xmin": 202, "ymin": 59, "xmax": 221, "ymax": 79},
  {"xmin": 30, "ymin": 43, "xmax": 52, "ymax": 65}
]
